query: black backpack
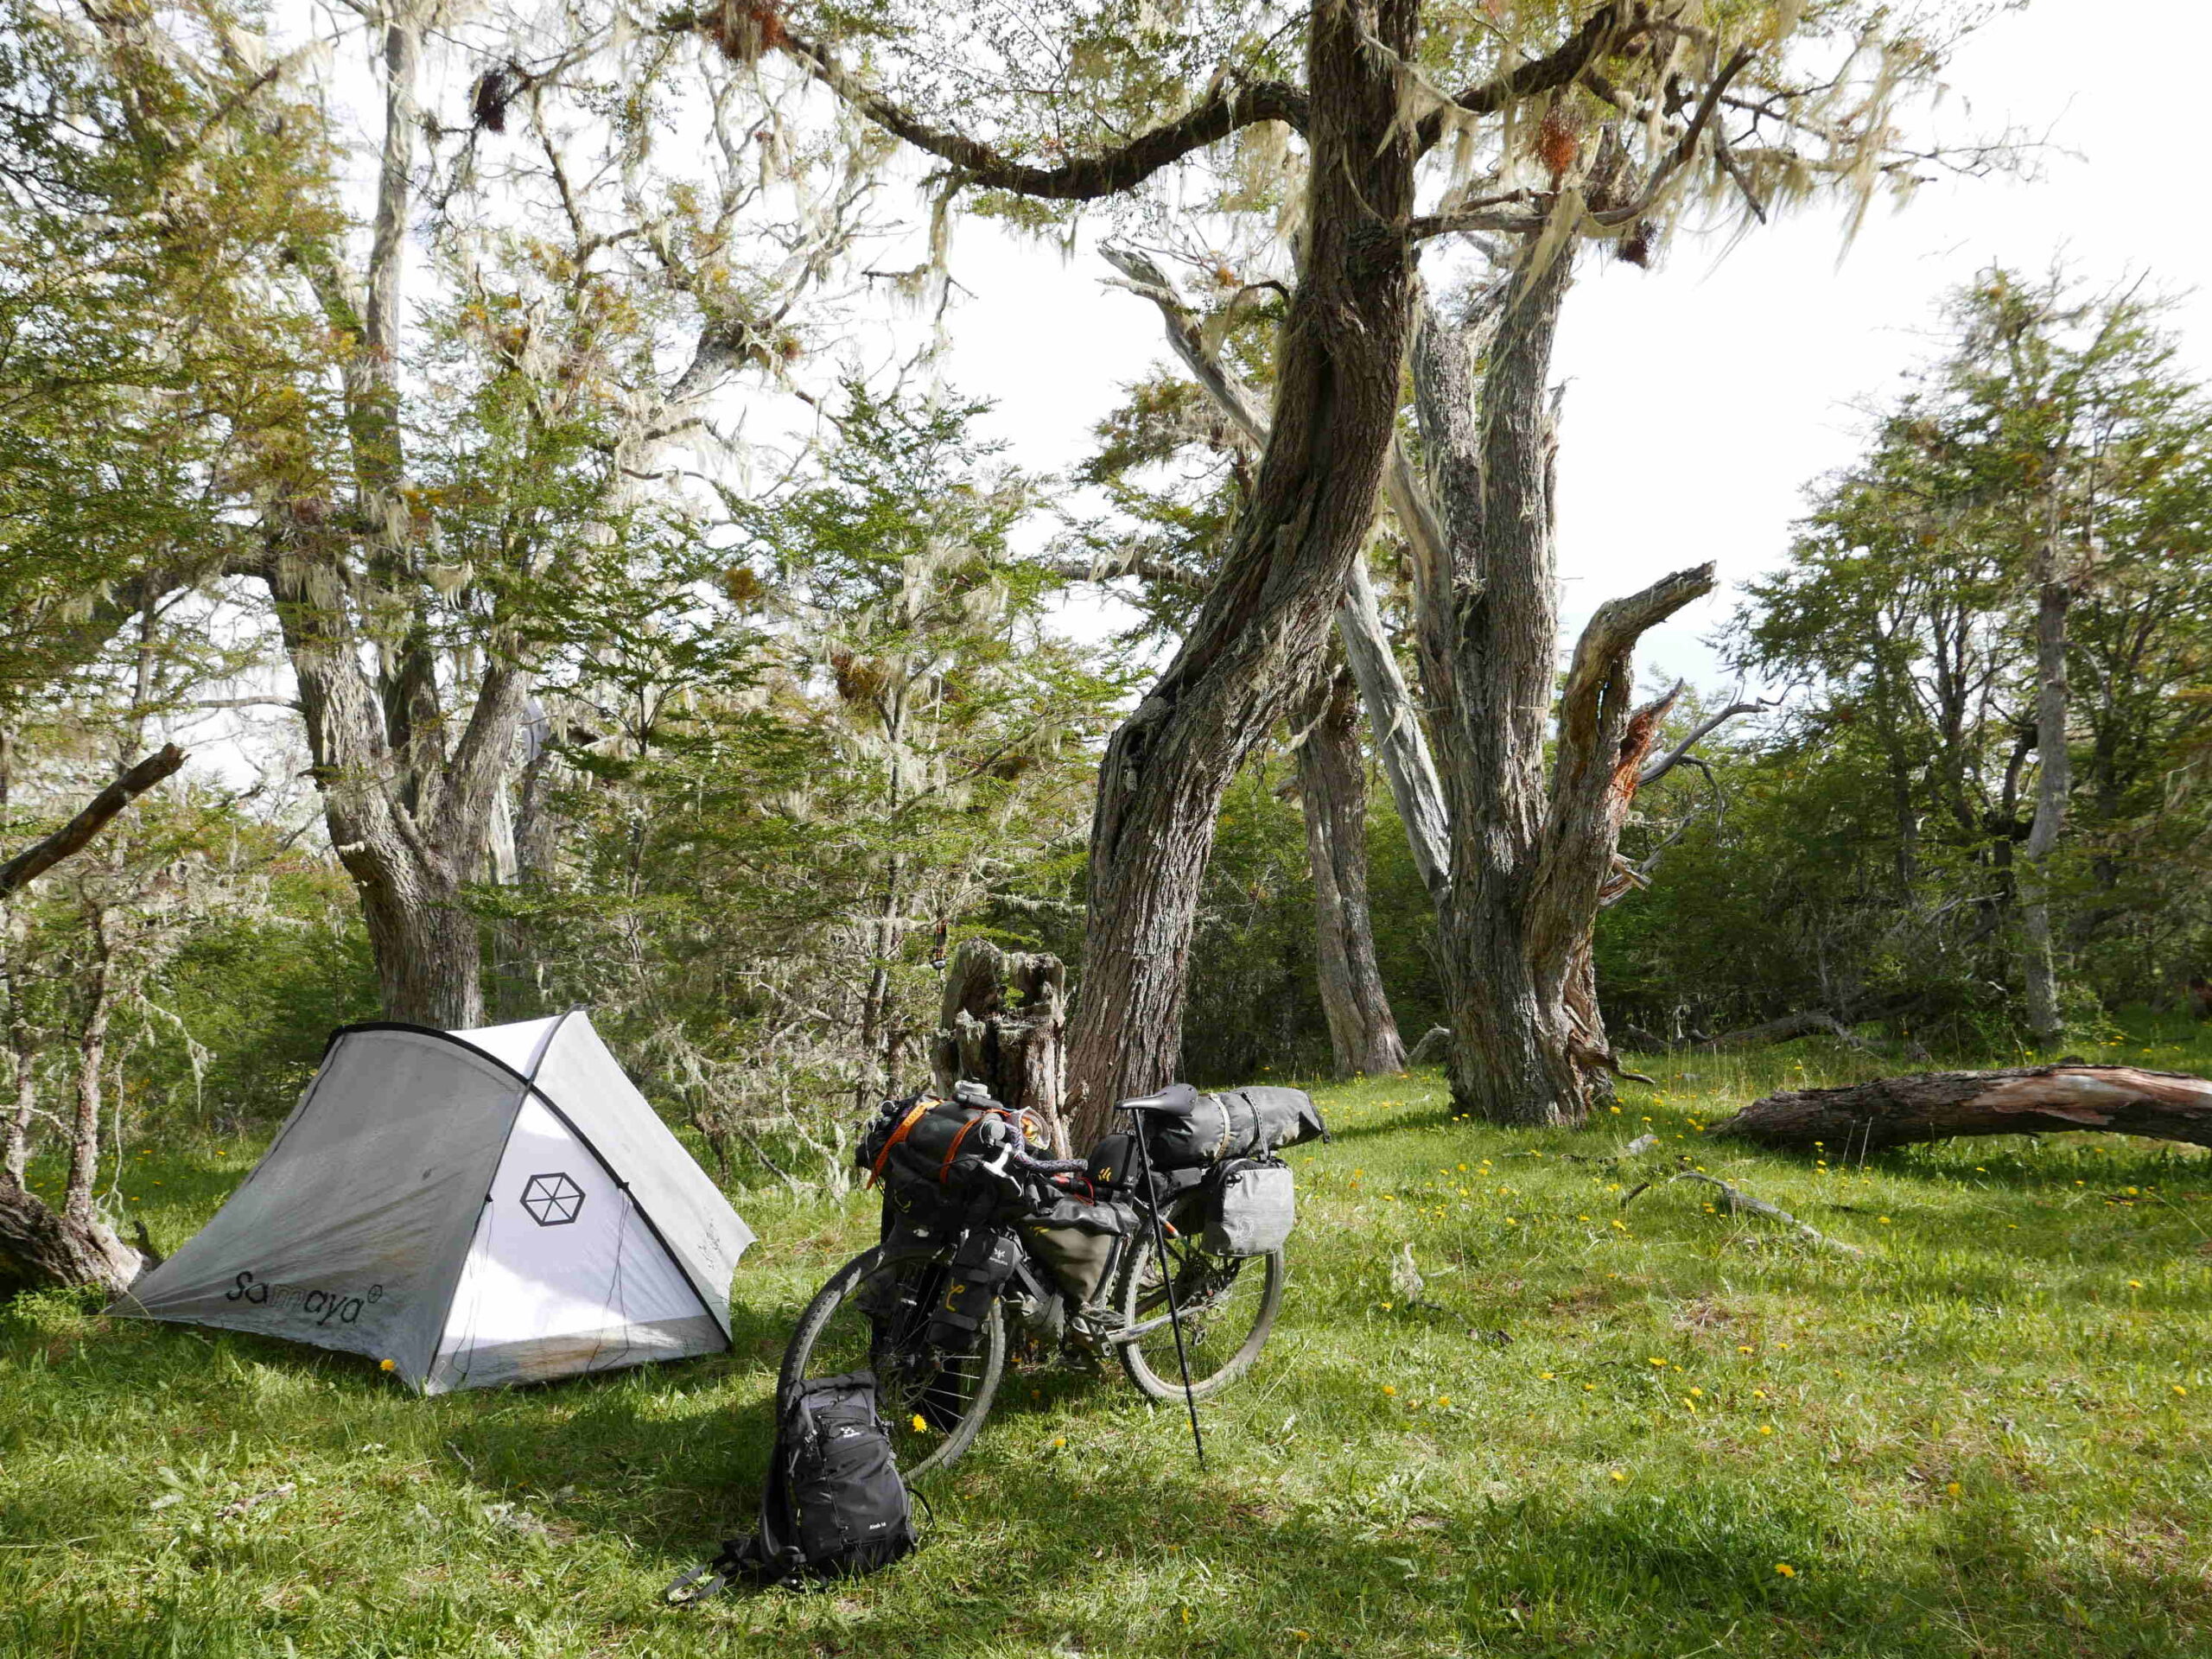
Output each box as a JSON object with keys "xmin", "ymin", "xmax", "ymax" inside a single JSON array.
[{"xmin": 666, "ymin": 1371, "xmax": 921, "ymax": 1601}]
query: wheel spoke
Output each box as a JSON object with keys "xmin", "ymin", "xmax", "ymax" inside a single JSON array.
[{"xmin": 787, "ymin": 1249, "xmax": 1003, "ymax": 1478}]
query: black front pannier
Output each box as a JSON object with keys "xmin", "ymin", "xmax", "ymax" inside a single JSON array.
[
  {"xmin": 1145, "ymin": 1085, "xmax": 1328, "ymax": 1172},
  {"xmin": 924, "ymin": 1228, "xmax": 1023, "ymax": 1348}
]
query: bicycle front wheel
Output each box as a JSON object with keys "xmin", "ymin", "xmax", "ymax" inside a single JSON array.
[
  {"xmin": 1111, "ymin": 1230, "xmax": 1283, "ymax": 1402},
  {"xmin": 779, "ymin": 1245, "xmax": 1006, "ymax": 1478}
]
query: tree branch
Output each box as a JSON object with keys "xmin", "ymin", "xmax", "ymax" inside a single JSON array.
[
  {"xmin": 1637, "ymin": 695, "xmax": 1770, "ymax": 787},
  {"xmin": 1432, "ymin": 2, "xmax": 1647, "ymax": 136},
  {"xmin": 742, "ymin": 22, "xmax": 1308, "ymax": 200},
  {"xmin": 0, "ymin": 746, "xmax": 188, "ymax": 900},
  {"xmin": 1045, "ymin": 552, "xmax": 1211, "ymax": 588}
]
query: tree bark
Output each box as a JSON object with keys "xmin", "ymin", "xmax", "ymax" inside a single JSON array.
[
  {"xmin": 2020, "ymin": 536, "xmax": 2072, "ymax": 1044},
  {"xmin": 1101, "ymin": 245, "xmax": 1452, "ymax": 899},
  {"xmin": 61, "ymin": 907, "xmax": 111, "ymax": 1229},
  {"xmin": 1414, "ymin": 248, "xmax": 1713, "ymax": 1128},
  {"xmin": 1416, "ymin": 253, "xmax": 1575, "ymax": 1128},
  {"xmin": 1337, "ymin": 556, "xmax": 1452, "ymax": 899},
  {"xmin": 931, "ymin": 938, "xmax": 1071, "ymax": 1152},
  {"xmin": 0, "ymin": 1184, "xmax": 142, "ymax": 1298},
  {"xmin": 1295, "ymin": 666, "xmax": 1407, "ymax": 1076},
  {"xmin": 1713, "ymin": 1065, "xmax": 2212, "ymax": 1155},
  {"xmin": 1063, "ymin": 0, "xmax": 1420, "ymax": 1145},
  {"xmin": 0, "ymin": 905, "xmax": 143, "ymax": 1298}
]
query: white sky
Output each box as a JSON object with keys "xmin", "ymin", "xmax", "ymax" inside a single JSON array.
[{"xmin": 930, "ymin": 0, "xmax": 2212, "ymax": 696}]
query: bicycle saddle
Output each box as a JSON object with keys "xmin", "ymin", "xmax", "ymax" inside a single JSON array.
[{"xmin": 1116, "ymin": 1082, "xmax": 1198, "ymax": 1116}]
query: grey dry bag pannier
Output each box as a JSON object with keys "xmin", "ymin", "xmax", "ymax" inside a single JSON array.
[{"xmin": 1204, "ymin": 1157, "xmax": 1295, "ymax": 1256}]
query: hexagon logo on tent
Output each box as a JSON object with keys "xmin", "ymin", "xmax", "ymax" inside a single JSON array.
[{"xmin": 521, "ymin": 1172, "xmax": 586, "ymax": 1227}]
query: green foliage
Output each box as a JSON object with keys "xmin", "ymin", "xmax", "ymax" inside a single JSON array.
[
  {"xmin": 0, "ymin": 0, "xmax": 337, "ymax": 707},
  {"xmin": 488, "ymin": 384, "xmax": 1127, "ymax": 1178},
  {"xmin": 1616, "ymin": 268, "xmax": 2212, "ymax": 1042}
]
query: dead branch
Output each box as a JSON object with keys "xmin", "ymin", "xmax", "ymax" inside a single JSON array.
[
  {"xmin": 0, "ymin": 746, "xmax": 187, "ymax": 900},
  {"xmin": 1637, "ymin": 1169, "xmax": 1865, "ymax": 1255},
  {"xmin": 1637, "ymin": 696, "xmax": 1773, "ymax": 788}
]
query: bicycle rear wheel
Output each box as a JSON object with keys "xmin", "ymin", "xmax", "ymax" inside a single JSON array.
[
  {"xmin": 779, "ymin": 1245, "xmax": 1006, "ymax": 1478},
  {"xmin": 1111, "ymin": 1230, "xmax": 1283, "ymax": 1402}
]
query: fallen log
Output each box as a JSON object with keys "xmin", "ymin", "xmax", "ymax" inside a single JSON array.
[{"xmin": 1711, "ymin": 1065, "xmax": 2212, "ymax": 1155}]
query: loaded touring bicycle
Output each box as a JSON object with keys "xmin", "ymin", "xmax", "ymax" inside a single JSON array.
[{"xmin": 782, "ymin": 1078, "xmax": 1326, "ymax": 1474}]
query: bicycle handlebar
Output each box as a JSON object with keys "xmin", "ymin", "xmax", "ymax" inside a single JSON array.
[{"xmin": 1005, "ymin": 1146, "xmax": 1088, "ymax": 1178}]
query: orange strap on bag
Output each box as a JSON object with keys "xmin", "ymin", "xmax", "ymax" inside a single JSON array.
[
  {"xmin": 938, "ymin": 1108, "xmax": 1004, "ymax": 1185},
  {"xmin": 866, "ymin": 1100, "xmax": 936, "ymax": 1189}
]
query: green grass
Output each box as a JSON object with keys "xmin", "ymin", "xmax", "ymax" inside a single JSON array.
[{"xmin": 7, "ymin": 1020, "xmax": 2212, "ymax": 1656}]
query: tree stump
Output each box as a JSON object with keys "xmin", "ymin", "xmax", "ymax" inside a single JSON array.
[
  {"xmin": 1711, "ymin": 1065, "xmax": 2212, "ymax": 1155},
  {"xmin": 930, "ymin": 939, "xmax": 1071, "ymax": 1154}
]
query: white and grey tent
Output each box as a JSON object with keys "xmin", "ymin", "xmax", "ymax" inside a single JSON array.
[{"xmin": 116, "ymin": 1011, "xmax": 753, "ymax": 1394}]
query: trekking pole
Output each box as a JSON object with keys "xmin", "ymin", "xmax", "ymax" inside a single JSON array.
[{"xmin": 1127, "ymin": 1116, "xmax": 1205, "ymax": 1470}]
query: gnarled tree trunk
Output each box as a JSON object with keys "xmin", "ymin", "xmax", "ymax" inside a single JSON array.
[
  {"xmin": 1414, "ymin": 249, "xmax": 1713, "ymax": 1128},
  {"xmin": 1063, "ymin": 0, "xmax": 1419, "ymax": 1145},
  {"xmin": 1099, "ymin": 246, "xmax": 1452, "ymax": 902},
  {"xmin": 1294, "ymin": 665, "xmax": 1407, "ymax": 1076},
  {"xmin": 0, "ymin": 905, "xmax": 143, "ymax": 1297},
  {"xmin": 0, "ymin": 1185, "xmax": 142, "ymax": 1299}
]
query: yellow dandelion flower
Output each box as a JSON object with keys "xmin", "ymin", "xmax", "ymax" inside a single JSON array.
[
  {"xmin": 1649, "ymin": 1357, "xmax": 1668, "ymax": 1367},
  {"xmin": 1609, "ymin": 1470, "xmax": 1627, "ymax": 1482},
  {"xmin": 1775, "ymin": 1563, "xmax": 1796, "ymax": 1578},
  {"xmin": 1758, "ymin": 1425, "xmax": 1774, "ymax": 1436},
  {"xmin": 1945, "ymin": 1482, "xmax": 1961, "ymax": 1496},
  {"xmin": 379, "ymin": 1358, "xmax": 397, "ymax": 1372},
  {"xmin": 912, "ymin": 1414, "xmax": 929, "ymax": 1433},
  {"xmin": 1382, "ymin": 1384, "xmax": 1397, "ymax": 1396}
]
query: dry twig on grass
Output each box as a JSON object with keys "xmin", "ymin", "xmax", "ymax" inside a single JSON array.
[{"xmin": 1621, "ymin": 1170, "xmax": 1864, "ymax": 1255}]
